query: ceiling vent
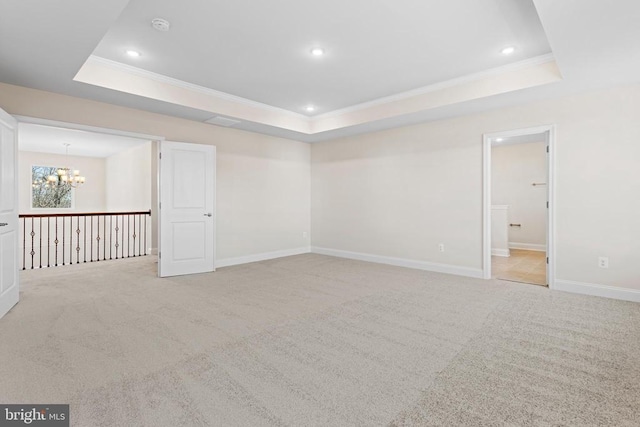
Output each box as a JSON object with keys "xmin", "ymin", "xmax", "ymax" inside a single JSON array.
[
  {"xmin": 205, "ymin": 116, "xmax": 242, "ymax": 127},
  {"xmin": 151, "ymin": 18, "xmax": 171, "ymax": 32}
]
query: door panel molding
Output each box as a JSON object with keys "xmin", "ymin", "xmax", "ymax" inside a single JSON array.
[{"xmin": 158, "ymin": 141, "xmax": 216, "ymax": 277}]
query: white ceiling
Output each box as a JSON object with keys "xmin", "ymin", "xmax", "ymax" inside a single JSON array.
[
  {"xmin": 1, "ymin": 0, "xmax": 639, "ymax": 142},
  {"xmin": 92, "ymin": 0, "xmax": 551, "ymax": 114},
  {"xmin": 19, "ymin": 123, "xmax": 150, "ymax": 158}
]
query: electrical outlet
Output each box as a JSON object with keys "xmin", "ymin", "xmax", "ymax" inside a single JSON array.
[
  {"xmin": 438, "ymin": 243, "xmax": 445, "ymax": 252},
  {"xmin": 598, "ymin": 257, "xmax": 609, "ymax": 268},
  {"xmin": 302, "ymin": 231, "xmax": 308, "ymax": 238}
]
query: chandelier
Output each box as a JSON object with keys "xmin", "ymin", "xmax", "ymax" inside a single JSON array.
[{"xmin": 46, "ymin": 143, "xmax": 86, "ymax": 188}]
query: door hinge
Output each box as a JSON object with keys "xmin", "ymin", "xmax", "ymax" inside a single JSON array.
[
  {"xmin": 546, "ymin": 145, "xmax": 549, "ymax": 153},
  {"xmin": 158, "ymin": 252, "xmax": 161, "ymax": 259},
  {"xmin": 546, "ymin": 257, "xmax": 549, "ymax": 264},
  {"xmin": 546, "ymin": 201, "xmax": 549, "ymax": 208},
  {"xmin": 159, "ymin": 152, "xmax": 162, "ymax": 159}
]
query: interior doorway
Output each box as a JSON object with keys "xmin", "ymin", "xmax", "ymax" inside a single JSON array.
[
  {"xmin": 483, "ymin": 125, "xmax": 555, "ymax": 288},
  {"xmin": 15, "ymin": 117, "xmax": 159, "ymax": 271}
]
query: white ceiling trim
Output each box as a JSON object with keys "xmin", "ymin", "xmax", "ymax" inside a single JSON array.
[
  {"xmin": 75, "ymin": 56, "xmax": 313, "ymax": 134},
  {"xmin": 313, "ymin": 54, "xmax": 557, "ymax": 120},
  {"xmin": 84, "ymin": 55, "xmax": 310, "ymax": 120},
  {"xmin": 74, "ymin": 53, "xmax": 562, "ymax": 137},
  {"xmin": 310, "ymin": 59, "xmax": 562, "ymax": 134}
]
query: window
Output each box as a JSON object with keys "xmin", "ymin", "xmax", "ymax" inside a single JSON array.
[{"xmin": 31, "ymin": 166, "xmax": 73, "ymax": 209}]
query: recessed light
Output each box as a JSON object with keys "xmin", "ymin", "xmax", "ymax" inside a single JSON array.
[
  {"xmin": 305, "ymin": 106, "xmax": 316, "ymax": 112},
  {"xmin": 126, "ymin": 50, "xmax": 141, "ymax": 58},
  {"xmin": 495, "ymin": 138, "xmax": 504, "ymax": 142},
  {"xmin": 501, "ymin": 46, "xmax": 516, "ymax": 55},
  {"xmin": 310, "ymin": 47, "xmax": 325, "ymax": 56}
]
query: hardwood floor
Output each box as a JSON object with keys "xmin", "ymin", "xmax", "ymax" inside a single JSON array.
[{"xmin": 492, "ymin": 249, "xmax": 547, "ymax": 286}]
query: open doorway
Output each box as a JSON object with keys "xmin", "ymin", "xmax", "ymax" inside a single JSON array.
[
  {"xmin": 17, "ymin": 120, "xmax": 157, "ymax": 270},
  {"xmin": 483, "ymin": 126, "xmax": 555, "ymax": 288}
]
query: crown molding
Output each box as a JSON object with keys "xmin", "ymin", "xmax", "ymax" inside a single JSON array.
[
  {"xmin": 78, "ymin": 54, "xmax": 558, "ymax": 137},
  {"xmin": 312, "ymin": 54, "xmax": 556, "ymax": 120},
  {"xmin": 87, "ymin": 55, "xmax": 311, "ymax": 122}
]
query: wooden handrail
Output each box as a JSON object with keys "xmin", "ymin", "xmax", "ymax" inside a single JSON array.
[{"xmin": 19, "ymin": 210, "xmax": 151, "ymax": 218}]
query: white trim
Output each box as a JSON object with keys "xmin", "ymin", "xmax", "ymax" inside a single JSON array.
[
  {"xmin": 313, "ymin": 54, "xmax": 555, "ymax": 120},
  {"xmin": 483, "ymin": 125, "xmax": 556, "ymax": 288},
  {"xmin": 216, "ymin": 247, "xmax": 311, "ymax": 268},
  {"xmin": 508, "ymin": 242, "xmax": 546, "ymax": 252},
  {"xmin": 87, "ymin": 56, "xmax": 310, "ymax": 122},
  {"xmin": 14, "ymin": 115, "xmax": 164, "ymax": 142},
  {"xmin": 311, "ymin": 247, "xmax": 483, "ymax": 279},
  {"xmin": 85, "ymin": 54, "xmax": 554, "ymax": 123},
  {"xmin": 491, "ymin": 249, "xmax": 510, "ymax": 257},
  {"xmin": 555, "ymin": 280, "xmax": 640, "ymax": 303}
]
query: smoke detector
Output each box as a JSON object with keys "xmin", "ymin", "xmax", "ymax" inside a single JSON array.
[
  {"xmin": 205, "ymin": 116, "xmax": 242, "ymax": 127},
  {"xmin": 151, "ymin": 18, "xmax": 171, "ymax": 32}
]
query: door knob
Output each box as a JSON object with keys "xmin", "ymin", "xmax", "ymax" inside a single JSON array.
[
  {"xmin": 204, "ymin": 213, "xmax": 212, "ymax": 217},
  {"xmin": 0, "ymin": 222, "xmax": 8, "ymax": 227}
]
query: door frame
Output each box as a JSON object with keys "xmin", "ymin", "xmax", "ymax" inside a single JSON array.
[
  {"xmin": 14, "ymin": 115, "xmax": 165, "ymax": 269},
  {"xmin": 14, "ymin": 116, "xmax": 164, "ymax": 142},
  {"xmin": 482, "ymin": 124, "xmax": 556, "ymax": 288}
]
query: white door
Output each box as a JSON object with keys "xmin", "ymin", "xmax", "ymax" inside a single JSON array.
[
  {"xmin": 158, "ymin": 141, "xmax": 216, "ymax": 277},
  {"xmin": 0, "ymin": 108, "xmax": 19, "ymax": 319}
]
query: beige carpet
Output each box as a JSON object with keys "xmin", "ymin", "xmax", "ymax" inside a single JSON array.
[{"xmin": 1, "ymin": 254, "xmax": 638, "ymax": 426}]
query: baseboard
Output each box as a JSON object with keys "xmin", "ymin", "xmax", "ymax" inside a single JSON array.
[
  {"xmin": 311, "ymin": 246, "xmax": 483, "ymax": 279},
  {"xmin": 554, "ymin": 279, "xmax": 640, "ymax": 303},
  {"xmin": 216, "ymin": 247, "xmax": 311, "ymax": 268},
  {"xmin": 491, "ymin": 248, "xmax": 510, "ymax": 257},
  {"xmin": 509, "ymin": 242, "xmax": 546, "ymax": 252}
]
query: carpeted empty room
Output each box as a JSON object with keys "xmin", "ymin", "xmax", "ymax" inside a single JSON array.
[{"xmin": 1, "ymin": 255, "xmax": 639, "ymax": 426}]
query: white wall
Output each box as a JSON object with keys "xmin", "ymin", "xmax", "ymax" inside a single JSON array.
[
  {"xmin": 105, "ymin": 142, "xmax": 152, "ymax": 211},
  {"xmin": 1, "ymin": 82, "xmax": 311, "ymax": 264},
  {"xmin": 492, "ymin": 141, "xmax": 546, "ymax": 249},
  {"xmin": 491, "ymin": 205, "xmax": 510, "ymax": 257},
  {"xmin": 19, "ymin": 151, "xmax": 106, "ymax": 214},
  {"xmin": 312, "ymin": 84, "xmax": 640, "ymax": 292},
  {"xmin": 6, "ymin": 81, "xmax": 640, "ymax": 298}
]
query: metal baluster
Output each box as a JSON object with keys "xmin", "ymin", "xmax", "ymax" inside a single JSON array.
[
  {"xmin": 144, "ymin": 214, "xmax": 147, "ymax": 256},
  {"xmin": 83, "ymin": 216, "xmax": 87, "ymax": 263},
  {"xmin": 69, "ymin": 216, "xmax": 73, "ymax": 264},
  {"xmin": 47, "ymin": 218, "xmax": 50, "ymax": 268},
  {"xmin": 30, "ymin": 217, "xmax": 35, "ymax": 269},
  {"xmin": 22, "ymin": 217, "xmax": 26, "ymax": 270},
  {"xmin": 138, "ymin": 214, "xmax": 142, "ymax": 256},
  {"xmin": 62, "ymin": 216, "xmax": 66, "ymax": 265},
  {"xmin": 133, "ymin": 215, "xmax": 136, "ymax": 257},
  {"xmin": 39, "ymin": 217, "xmax": 42, "ymax": 269},
  {"xmin": 96, "ymin": 216, "xmax": 100, "ymax": 262},
  {"xmin": 76, "ymin": 215, "xmax": 81, "ymax": 264},
  {"xmin": 115, "ymin": 215, "xmax": 119, "ymax": 259},
  {"xmin": 104, "ymin": 215, "xmax": 107, "ymax": 261},
  {"xmin": 91, "ymin": 216, "xmax": 94, "ymax": 262},
  {"xmin": 122, "ymin": 215, "xmax": 125, "ymax": 258},
  {"xmin": 110, "ymin": 215, "xmax": 114, "ymax": 260},
  {"xmin": 55, "ymin": 218, "xmax": 59, "ymax": 267}
]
